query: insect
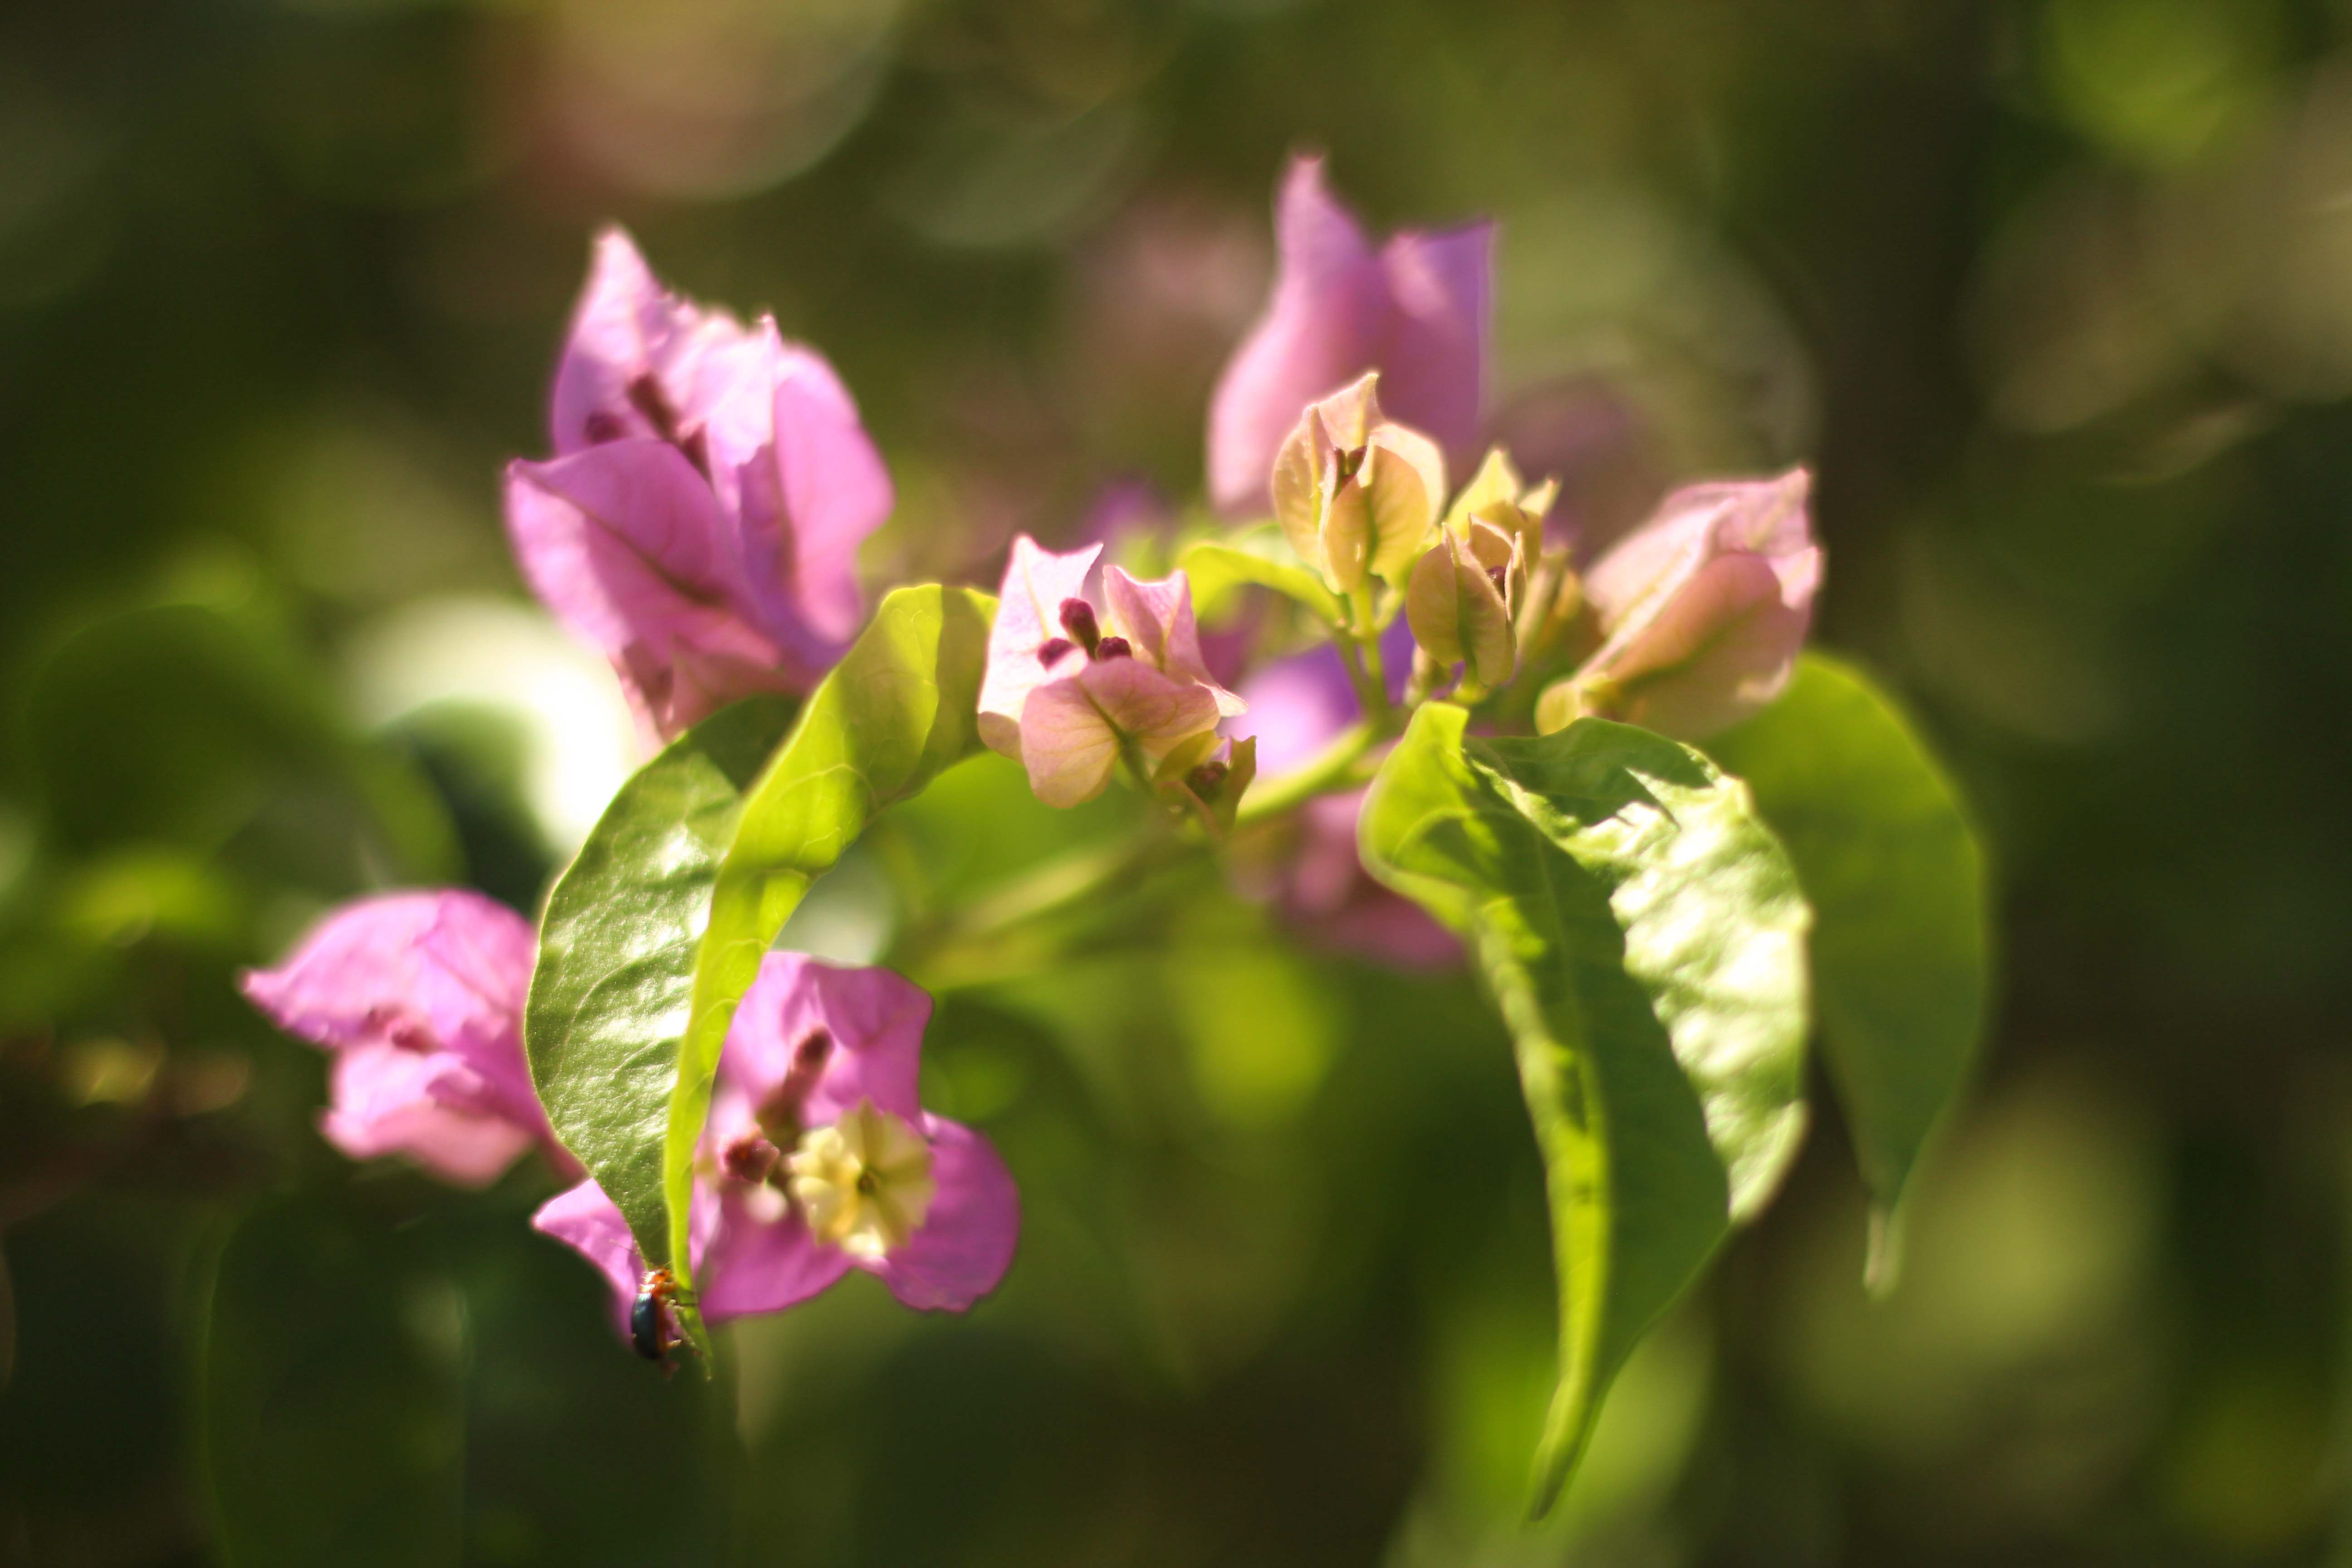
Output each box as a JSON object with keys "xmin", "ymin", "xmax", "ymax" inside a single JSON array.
[{"xmin": 631, "ymin": 1266, "xmax": 695, "ymax": 1370}]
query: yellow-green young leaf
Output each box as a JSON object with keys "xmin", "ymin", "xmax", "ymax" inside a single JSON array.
[
  {"xmin": 1176, "ymin": 532, "xmax": 1347, "ymax": 625},
  {"xmin": 1705, "ymin": 653, "xmax": 1989, "ymax": 1287},
  {"xmin": 525, "ymin": 694, "xmax": 799, "ymax": 1271},
  {"xmin": 1358, "ymin": 705, "xmax": 1810, "ymax": 1514},
  {"xmin": 1441, "ymin": 445, "xmax": 1525, "ymax": 534},
  {"xmin": 665, "ymin": 586, "xmax": 996, "ymax": 1333}
]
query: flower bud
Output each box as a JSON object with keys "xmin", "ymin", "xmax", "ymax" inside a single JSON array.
[
  {"xmin": 1157, "ymin": 735, "xmax": 1258, "ymax": 839},
  {"xmin": 1462, "ymin": 514, "xmax": 1520, "ymax": 584},
  {"xmin": 1208, "ymin": 156, "xmax": 1489, "ymax": 519},
  {"xmin": 1152, "ymin": 728, "xmax": 1225, "ymax": 784},
  {"xmin": 1271, "ymin": 372, "xmax": 1446, "ymax": 597},
  {"xmin": 1515, "ymin": 546, "xmax": 1583, "ymax": 658},
  {"xmin": 1406, "ymin": 526, "xmax": 1518, "ymax": 688},
  {"xmin": 1442, "ymin": 446, "xmax": 1521, "ymax": 529},
  {"xmin": 1058, "ymin": 598, "xmax": 1102, "ymax": 655},
  {"xmin": 1444, "ymin": 447, "xmax": 1553, "ymax": 561},
  {"xmin": 721, "ymin": 1129, "xmax": 782, "ymax": 1185}
]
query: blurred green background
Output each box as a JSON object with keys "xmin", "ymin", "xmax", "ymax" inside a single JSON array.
[{"xmin": 5, "ymin": 0, "xmax": 2352, "ymax": 1563}]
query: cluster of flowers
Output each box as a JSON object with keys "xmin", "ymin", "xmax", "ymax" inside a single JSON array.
[
  {"xmin": 245, "ymin": 895, "xmax": 1016, "ymax": 1328},
  {"xmin": 249, "ymin": 229, "xmax": 1014, "ymax": 1336},
  {"xmin": 244, "ymin": 154, "xmax": 1819, "ymax": 1344}
]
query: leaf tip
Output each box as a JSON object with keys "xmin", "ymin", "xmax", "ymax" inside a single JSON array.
[
  {"xmin": 1522, "ymin": 1367, "xmax": 1605, "ymax": 1523},
  {"xmin": 1863, "ymin": 1201, "xmax": 1907, "ymax": 1298},
  {"xmin": 1523, "ymin": 1424, "xmax": 1588, "ymax": 1523}
]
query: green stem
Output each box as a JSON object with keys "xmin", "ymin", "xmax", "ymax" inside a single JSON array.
[
  {"xmin": 899, "ymin": 625, "xmax": 1407, "ymax": 977},
  {"xmin": 1357, "ymin": 608, "xmax": 1389, "ymax": 714},
  {"xmin": 898, "ymin": 827, "xmax": 1181, "ymax": 963},
  {"xmin": 1336, "ymin": 636, "xmax": 1380, "ymax": 722},
  {"xmin": 897, "ymin": 720, "xmax": 1392, "ymax": 987},
  {"xmin": 1336, "ymin": 585, "xmax": 1393, "ymax": 722}
]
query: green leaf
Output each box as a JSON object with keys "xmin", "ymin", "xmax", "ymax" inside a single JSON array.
[
  {"xmin": 201, "ymin": 1191, "xmax": 466, "ymax": 1568},
  {"xmin": 666, "ymin": 586, "xmax": 997, "ymax": 1327},
  {"xmin": 1359, "ymin": 705, "xmax": 1810, "ymax": 1514},
  {"xmin": 1705, "ymin": 652, "xmax": 1989, "ymax": 1285},
  {"xmin": 27, "ymin": 602, "xmax": 458, "ymax": 883},
  {"xmin": 524, "ymin": 695, "xmax": 799, "ymax": 1269},
  {"xmin": 1177, "ymin": 530, "xmax": 1347, "ymax": 624}
]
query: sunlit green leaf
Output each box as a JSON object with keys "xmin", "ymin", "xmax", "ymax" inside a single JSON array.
[
  {"xmin": 666, "ymin": 586, "xmax": 997, "ymax": 1334},
  {"xmin": 201, "ymin": 1191, "xmax": 466, "ymax": 1568},
  {"xmin": 1359, "ymin": 705, "xmax": 1809, "ymax": 1513},
  {"xmin": 1178, "ymin": 530, "xmax": 1347, "ymax": 624},
  {"xmin": 1706, "ymin": 652, "xmax": 1989, "ymax": 1284},
  {"xmin": 524, "ymin": 695, "xmax": 798, "ymax": 1268}
]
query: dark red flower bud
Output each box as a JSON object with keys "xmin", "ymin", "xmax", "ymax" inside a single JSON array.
[
  {"xmin": 791, "ymin": 1029, "xmax": 833, "ymax": 1074},
  {"xmin": 1036, "ymin": 637, "xmax": 1076, "ymax": 667},
  {"xmin": 721, "ymin": 1129, "xmax": 781, "ymax": 1185},
  {"xmin": 1058, "ymin": 598, "xmax": 1102, "ymax": 655},
  {"xmin": 625, "ymin": 373, "xmax": 685, "ymax": 445},
  {"xmin": 625, "ymin": 373, "xmax": 686, "ymax": 446},
  {"xmin": 677, "ymin": 426, "xmax": 712, "ymax": 480},
  {"xmin": 756, "ymin": 1028, "xmax": 833, "ymax": 1142},
  {"xmin": 1094, "ymin": 636, "xmax": 1132, "ymax": 660}
]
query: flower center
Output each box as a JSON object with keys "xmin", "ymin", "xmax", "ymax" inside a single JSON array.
[
  {"xmin": 596, "ymin": 372, "xmax": 710, "ymax": 478},
  {"xmin": 786, "ymin": 1099, "xmax": 936, "ymax": 1261}
]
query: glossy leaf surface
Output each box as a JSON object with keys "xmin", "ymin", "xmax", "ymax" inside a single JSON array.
[
  {"xmin": 1359, "ymin": 705, "xmax": 1809, "ymax": 1513},
  {"xmin": 1706, "ymin": 652, "xmax": 1988, "ymax": 1280},
  {"xmin": 666, "ymin": 586, "xmax": 996, "ymax": 1318},
  {"xmin": 525, "ymin": 695, "xmax": 798, "ymax": 1265}
]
